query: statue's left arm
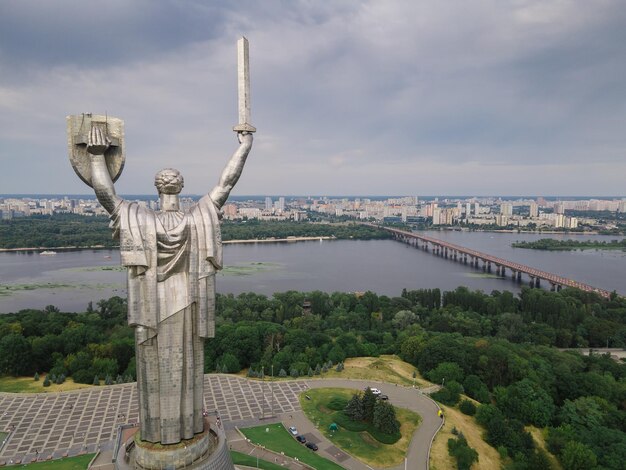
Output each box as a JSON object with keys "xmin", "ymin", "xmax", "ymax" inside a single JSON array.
[{"xmin": 209, "ymin": 132, "xmax": 253, "ymax": 209}]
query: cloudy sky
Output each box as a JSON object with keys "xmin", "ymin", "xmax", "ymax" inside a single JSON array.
[{"xmin": 1, "ymin": 0, "xmax": 624, "ymax": 196}]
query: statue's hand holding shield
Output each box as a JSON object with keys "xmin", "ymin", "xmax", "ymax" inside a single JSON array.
[{"xmin": 67, "ymin": 114, "xmax": 125, "ymax": 187}]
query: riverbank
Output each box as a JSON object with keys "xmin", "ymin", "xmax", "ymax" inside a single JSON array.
[{"xmin": 0, "ymin": 236, "xmax": 336, "ymax": 253}]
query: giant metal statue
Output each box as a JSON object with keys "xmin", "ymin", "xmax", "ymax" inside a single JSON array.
[{"xmin": 67, "ymin": 38, "xmax": 255, "ymax": 468}]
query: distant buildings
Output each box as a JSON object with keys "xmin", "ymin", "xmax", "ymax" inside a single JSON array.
[{"xmin": 0, "ymin": 195, "xmax": 621, "ymax": 232}]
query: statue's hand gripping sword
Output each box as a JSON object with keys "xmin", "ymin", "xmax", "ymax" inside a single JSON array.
[{"xmin": 232, "ymin": 37, "xmax": 256, "ymax": 133}]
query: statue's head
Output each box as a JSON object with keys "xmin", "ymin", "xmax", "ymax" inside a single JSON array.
[{"xmin": 155, "ymin": 168, "xmax": 184, "ymax": 195}]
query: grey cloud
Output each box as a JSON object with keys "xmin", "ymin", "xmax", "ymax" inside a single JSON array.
[{"xmin": 0, "ymin": 0, "xmax": 625, "ymax": 195}]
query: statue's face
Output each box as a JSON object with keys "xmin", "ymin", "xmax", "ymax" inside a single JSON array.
[{"xmin": 155, "ymin": 168, "xmax": 184, "ymax": 195}]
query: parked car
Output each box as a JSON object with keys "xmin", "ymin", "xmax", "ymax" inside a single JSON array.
[
  {"xmin": 296, "ymin": 435, "xmax": 306, "ymax": 444},
  {"xmin": 366, "ymin": 387, "xmax": 382, "ymax": 395},
  {"xmin": 288, "ymin": 426, "xmax": 298, "ymax": 435},
  {"xmin": 379, "ymin": 394, "xmax": 389, "ymax": 400},
  {"xmin": 306, "ymin": 442, "xmax": 319, "ymax": 451}
]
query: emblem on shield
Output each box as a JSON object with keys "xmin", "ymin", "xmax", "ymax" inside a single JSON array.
[{"xmin": 67, "ymin": 113, "xmax": 125, "ymax": 187}]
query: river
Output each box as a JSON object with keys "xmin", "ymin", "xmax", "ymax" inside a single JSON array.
[{"xmin": 0, "ymin": 231, "xmax": 624, "ymax": 313}]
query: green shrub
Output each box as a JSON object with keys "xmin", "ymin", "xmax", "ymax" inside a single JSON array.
[
  {"xmin": 333, "ymin": 412, "xmax": 368, "ymax": 432},
  {"xmin": 73, "ymin": 369, "xmax": 95, "ymax": 384},
  {"xmin": 368, "ymin": 426, "xmax": 401, "ymax": 445},
  {"xmin": 459, "ymin": 399, "xmax": 477, "ymax": 416},
  {"xmin": 327, "ymin": 397, "xmax": 349, "ymax": 411},
  {"xmin": 431, "ymin": 380, "xmax": 463, "ymax": 406},
  {"xmin": 448, "ymin": 435, "xmax": 478, "ymax": 470}
]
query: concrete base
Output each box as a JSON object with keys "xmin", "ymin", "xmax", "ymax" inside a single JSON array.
[{"xmin": 115, "ymin": 420, "xmax": 234, "ymax": 470}]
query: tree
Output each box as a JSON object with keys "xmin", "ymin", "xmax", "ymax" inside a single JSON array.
[
  {"xmin": 344, "ymin": 393, "xmax": 365, "ymax": 421},
  {"xmin": 463, "ymin": 375, "xmax": 490, "ymax": 403},
  {"xmin": 0, "ymin": 333, "xmax": 32, "ymax": 376},
  {"xmin": 279, "ymin": 368, "xmax": 287, "ymax": 377},
  {"xmin": 448, "ymin": 435, "xmax": 479, "ymax": 470},
  {"xmin": 561, "ymin": 441, "xmax": 597, "ymax": 470},
  {"xmin": 43, "ymin": 375, "xmax": 51, "ymax": 387},
  {"xmin": 428, "ymin": 362, "xmax": 464, "ymax": 385},
  {"xmin": 459, "ymin": 400, "xmax": 477, "ymax": 416},
  {"xmin": 496, "ymin": 378, "xmax": 555, "ymax": 427},
  {"xmin": 431, "ymin": 380, "xmax": 463, "ymax": 406},
  {"xmin": 373, "ymin": 400, "xmax": 400, "ymax": 435},
  {"xmin": 362, "ymin": 388, "xmax": 377, "ymax": 422},
  {"xmin": 392, "ymin": 310, "xmax": 417, "ymax": 329},
  {"xmin": 216, "ymin": 353, "xmax": 241, "ymax": 373}
]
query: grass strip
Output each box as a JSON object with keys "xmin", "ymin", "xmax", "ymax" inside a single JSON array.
[
  {"xmin": 240, "ymin": 423, "xmax": 344, "ymax": 470},
  {"xmin": 230, "ymin": 450, "xmax": 286, "ymax": 469},
  {"xmin": 20, "ymin": 454, "xmax": 95, "ymax": 469}
]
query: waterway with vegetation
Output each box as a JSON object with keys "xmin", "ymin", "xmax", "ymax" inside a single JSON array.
[{"xmin": 1, "ymin": 231, "xmax": 624, "ymax": 313}]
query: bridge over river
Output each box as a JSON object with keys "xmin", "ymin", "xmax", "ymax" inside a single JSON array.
[{"xmin": 376, "ymin": 226, "xmax": 612, "ymax": 299}]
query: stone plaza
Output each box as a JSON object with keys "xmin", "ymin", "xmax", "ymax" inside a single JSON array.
[{"xmin": 0, "ymin": 375, "xmax": 307, "ymax": 465}]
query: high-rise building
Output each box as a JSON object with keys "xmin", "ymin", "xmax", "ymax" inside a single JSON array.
[
  {"xmin": 432, "ymin": 207, "xmax": 442, "ymax": 225},
  {"xmin": 465, "ymin": 203, "xmax": 472, "ymax": 217},
  {"xmin": 265, "ymin": 197, "xmax": 272, "ymax": 211},
  {"xmin": 529, "ymin": 202, "xmax": 538, "ymax": 218},
  {"xmin": 554, "ymin": 202, "xmax": 565, "ymax": 215},
  {"xmin": 474, "ymin": 202, "xmax": 480, "ymax": 215},
  {"xmin": 500, "ymin": 203, "xmax": 513, "ymax": 216},
  {"xmin": 278, "ymin": 196, "xmax": 285, "ymax": 212}
]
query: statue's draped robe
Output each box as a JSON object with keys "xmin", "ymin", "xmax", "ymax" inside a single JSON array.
[{"xmin": 111, "ymin": 195, "xmax": 222, "ymax": 444}]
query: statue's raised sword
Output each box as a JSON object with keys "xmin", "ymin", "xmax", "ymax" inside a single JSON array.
[{"xmin": 233, "ymin": 36, "xmax": 256, "ymax": 133}]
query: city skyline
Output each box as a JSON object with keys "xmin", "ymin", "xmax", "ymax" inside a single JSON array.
[{"xmin": 1, "ymin": 1, "xmax": 625, "ymax": 196}]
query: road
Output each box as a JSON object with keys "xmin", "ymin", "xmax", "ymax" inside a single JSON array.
[{"xmin": 303, "ymin": 379, "xmax": 442, "ymax": 470}]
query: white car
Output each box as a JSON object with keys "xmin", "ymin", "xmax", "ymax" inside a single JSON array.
[
  {"xmin": 367, "ymin": 387, "xmax": 382, "ymax": 396},
  {"xmin": 288, "ymin": 426, "xmax": 298, "ymax": 435}
]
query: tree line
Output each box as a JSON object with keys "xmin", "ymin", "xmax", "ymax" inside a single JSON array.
[
  {"xmin": 512, "ymin": 238, "xmax": 626, "ymax": 251},
  {"xmin": 0, "ymin": 215, "xmax": 390, "ymax": 249},
  {"xmin": 1, "ymin": 286, "xmax": 625, "ymax": 469}
]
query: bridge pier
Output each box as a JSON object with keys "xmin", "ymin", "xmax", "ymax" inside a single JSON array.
[{"xmin": 379, "ymin": 226, "xmax": 612, "ymax": 299}]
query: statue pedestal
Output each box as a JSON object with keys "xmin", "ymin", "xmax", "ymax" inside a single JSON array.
[{"xmin": 115, "ymin": 419, "xmax": 235, "ymax": 470}]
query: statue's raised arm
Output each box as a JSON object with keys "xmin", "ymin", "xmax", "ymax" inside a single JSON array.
[
  {"xmin": 209, "ymin": 131, "xmax": 253, "ymax": 208},
  {"xmin": 67, "ymin": 114, "xmax": 125, "ymax": 215},
  {"xmin": 87, "ymin": 125, "xmax": 123, "ymax": 214}
]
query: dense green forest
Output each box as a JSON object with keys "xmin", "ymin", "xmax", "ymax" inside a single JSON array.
[
  {"xmin": 1, "ymin": 286, "xmax": 625, "ymax": 468},
  {"xmin": 0, "ymin": 214, "xmax": 390, "ymax": 249},
  {"xmin": 512, "ymin": 238, "xmax": 626, "ymax": 251}
]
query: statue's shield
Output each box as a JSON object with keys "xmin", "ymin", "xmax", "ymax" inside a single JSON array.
[{"xmin": 67, "ymin": 114, "xmax": 125, "ymax": 188}]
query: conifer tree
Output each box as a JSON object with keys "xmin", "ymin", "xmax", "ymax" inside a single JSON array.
[
  {"xmin": 373, "ymin": 400, "xmax": 400, "ymax": 434},
  {"xmin": 362, "ymin": 388, "xmax": 377, "ymax": 422},
  {"xmin": 344, "ymin": 393, "xmax": 365, "ymax": 421}
]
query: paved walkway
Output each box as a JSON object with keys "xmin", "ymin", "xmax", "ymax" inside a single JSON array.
[{"xmin": 0, "ymin": 376, "xmax": 442, "ymax": 469}]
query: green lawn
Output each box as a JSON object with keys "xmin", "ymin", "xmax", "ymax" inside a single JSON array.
[
  {"xmin": 20, "ymin": 454, "xmax": 95, "ymax": 469},
  {"xmin": 239, "ymin": 423, "xmax": 344, "ymax": 470},
  {"xmin": 0, "ymin": 375, "xmax": 93, "ymax": 393},
  {"xmin": 300, "ymin": 388, "xmax": 422, "ymax": 468},
  {"xmin": 230, "ymin": 450, "xmax": 286, "ymax": 469}
]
